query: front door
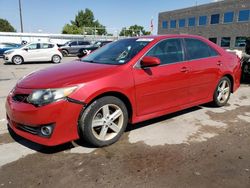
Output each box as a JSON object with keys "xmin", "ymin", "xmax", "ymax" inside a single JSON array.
[{"xmin": 133, "ymin": 38, "xmax": 190, "ymax": 116}]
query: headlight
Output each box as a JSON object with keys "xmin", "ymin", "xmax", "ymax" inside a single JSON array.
[
  {"xmin": 4, "ymin": 50, "xmax": 14, "ymax": 55},
  {"xmin": 27, "ymin": 86, "xmax": 77, "ymax": 106}
]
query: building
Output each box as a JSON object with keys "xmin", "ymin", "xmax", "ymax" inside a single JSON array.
[{"xmin": 158, "ymin": 0, "xmax": 250, "ymax": 49}]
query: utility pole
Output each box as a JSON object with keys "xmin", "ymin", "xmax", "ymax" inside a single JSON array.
[{"xmin": 19, "ymin": 0, "xmax": 24, "ymax": 32}]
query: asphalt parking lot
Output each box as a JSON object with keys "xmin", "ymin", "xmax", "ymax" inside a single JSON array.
[{"xmin": 0, "ymin": 57, "xmax": 250, "ymax": 188}]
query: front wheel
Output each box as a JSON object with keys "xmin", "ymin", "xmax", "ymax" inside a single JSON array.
[
  {"xmin": 79, "ymin": 96, "xmax": 128, "ymax": 147},
  {"xmin": 12, "ymin": 55, "xmax": 24, "ymax": 65},
  {"xmin": 213, "ymin": 77, "xmax": 231, "ymax": 107}
]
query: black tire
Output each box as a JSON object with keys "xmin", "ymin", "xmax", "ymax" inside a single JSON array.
[
  {"xmin": 61, "ymin": 50, "xmax": 68, "ymax": 57},
  {"xmin": 241, "ymin": 63, "xmax": 248, "ymax": 82},
  {"xmin": 51, "ymin": 55, "xmax": 61, "ymax": 64},
  {"xmin": 79, "ymin": 96, "xmax": 128, "ymax": 147},
  {"xmin": 12, "ymin": 55, "xmax": 24, "ymax": 65},
  {"xmin": 213, "ymin": 77, "xmax": 231, "ymax": 107}
]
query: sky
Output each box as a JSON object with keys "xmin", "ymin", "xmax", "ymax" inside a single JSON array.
[{"xmin": 0, "ymin": 0, "xmax": 216, "ymax": 34}]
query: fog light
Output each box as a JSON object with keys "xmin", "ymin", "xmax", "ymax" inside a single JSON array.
[{"xmin": 40, "ymin": 126, "xmax": 53, "ymax": 136}]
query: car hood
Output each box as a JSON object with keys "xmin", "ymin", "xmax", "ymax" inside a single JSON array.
[{"xmin": 17, "ymin": 61, "xmax": 120, "ymax": 89}]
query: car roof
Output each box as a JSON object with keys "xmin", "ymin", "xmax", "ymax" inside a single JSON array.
[{"xmin": 134, "ymin": 34, "xmax": 209, "ymax": 41}]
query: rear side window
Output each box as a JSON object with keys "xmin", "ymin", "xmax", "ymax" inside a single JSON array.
[
  {"xmin": 146, "ymin": 39, "xmax": 184, "ymax": 65},
  {"xmin": 184, "ymin": 38, "xmax": 218, "ymax": 60},
  {"xmin": 70, "ymin": 41, "xmax": 77, "ymax": 46},
  {"xmin": 41, "ymin": 43, "xmax": 54, "ymax": 49}
]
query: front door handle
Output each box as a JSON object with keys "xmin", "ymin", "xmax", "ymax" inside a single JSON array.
[{"xmin": 180, "ymin": 67, "xmax": 189, "ymax": 73}]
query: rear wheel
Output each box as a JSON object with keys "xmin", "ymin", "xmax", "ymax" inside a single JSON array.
[
  {"xmin": 213, "ymin": 77, "xmax": 231, "ymax": 107},
  {"xmin": 62, "ymin": 50, "xmax": 68, "ymax": 57},
  {"xmin": 12, "ymin": 55, "xmax": 23, "ymax": 65},
  {"xmin": 79, "ymin": 96, "xmax": 128, "ymax": 147},
  {"xmin": 51, "ymin": 55, "xmax": 61, "ymax": 64}
]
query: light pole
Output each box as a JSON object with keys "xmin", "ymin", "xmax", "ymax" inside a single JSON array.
[{"xmin": 19, "ymin": 0, "xmax": 24, "ymax": 32}]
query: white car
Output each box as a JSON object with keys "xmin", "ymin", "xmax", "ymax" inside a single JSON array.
[{"xmin": 3, "ymin": 42, "xmax": 62, "ymax": 65}]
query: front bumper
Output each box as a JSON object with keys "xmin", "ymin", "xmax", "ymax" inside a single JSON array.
[
  {"xmin": 3, "ymin": 54, "xmax": 11, "ymax": 62},
  {"xmin": 5, "ymin": 87, "xmax": 84, "ymax": 146}
]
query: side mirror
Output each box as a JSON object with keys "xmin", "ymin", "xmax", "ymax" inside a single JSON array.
[
  {"xmin": 23, "ymin": 48, "xmax": 28, "ymax": 51},
  {"xmin": 140, "ymin": 56, "xmax": 160, "ymax": 68}
]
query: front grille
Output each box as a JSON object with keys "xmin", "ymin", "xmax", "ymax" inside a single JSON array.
[{"xmin": 12, "ymin": 94, "xmax": 29, "ymax": 103}]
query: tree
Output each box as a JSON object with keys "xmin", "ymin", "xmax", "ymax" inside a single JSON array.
[
  {"xmin": 119, "ymin": 25, "xmax": 150, "ymax": 36},
  {"xmin": 0, "ymin": 18, "xmax": 16, "ymax": 32},
  {"xmin": 62, "ymin": 9, "xmax": 107, "ymax": 35}
]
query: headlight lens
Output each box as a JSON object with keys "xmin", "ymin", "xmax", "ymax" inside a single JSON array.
[
  {"xmin": 27, "ymin": 86, "xmax": 77, "ymax": 106},
  {"xmin": 4, "ymin": 50, "xmax": 14, "ymax": 55}
]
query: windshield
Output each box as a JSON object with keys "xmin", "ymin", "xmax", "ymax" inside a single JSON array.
[{"xmin": 81, "ymin": 38, "xmax": 152, "ymax": 65}]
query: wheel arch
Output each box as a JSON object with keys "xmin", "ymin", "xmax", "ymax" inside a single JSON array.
[{"xmin": 84, "ymin": 91, "xmax": 133, "ymax": 122}]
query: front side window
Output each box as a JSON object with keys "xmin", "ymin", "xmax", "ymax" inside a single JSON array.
[
  {"xmin": 179, "ymin": 19, "xmax": 186, "ymax": 28},
  {"xmin": 211, "ymin": 14, "xmax": 220, "ymax": 24},
  {"xmin": 185, "ymin": 38, "xmax": 218, "ymax": 60},
  {"xmin": 238, "ymin": 10, "xmax": 250, "ymax": 22},
  {"xmin": 224, "ymin": 11, "xmax": 234, "ymax": 23},
  {"xmin": 188, "ymin": 17, "xmax": 196, "ymax": 27},
  {"xmin": 235, "ymin": 37, "xmax": 246, "ymax": 47},
  {"xmin": 162, "ymin": 21, "xmax": 168, "ymax": 29},
  {"xmin": 221, "ymin": 37, "xmax": 231, "ymax": 47},
  {"xmin": 145, "ymin": 39, "xmax": 184, "ymax": 65},
  {"xmin": 79, "ymin": 41, "xmax": 90, "ymax": 45},
  {"xmin": 26, "ymin": 43, "xmax": 39, "ymax": 50},
  {"xmin": 199, "ymin": 16, "xmax": 207, "ymax": 26},
  {"xmin": 170, "ymin": 20, "xmax": 177, "ymax": 28},
  {"xmin": 81, "ymin": 38, "xmax": 151, "ymax": 65}
]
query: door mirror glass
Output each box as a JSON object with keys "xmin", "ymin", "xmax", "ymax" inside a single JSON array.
[{"xmin": 141, "ymin": 56, "xmax": 160, "ymax": 68}]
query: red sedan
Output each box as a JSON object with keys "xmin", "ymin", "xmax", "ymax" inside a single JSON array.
[{"xmin": 6, "ymin": 35, "xmax": 241, "ymax": 147}]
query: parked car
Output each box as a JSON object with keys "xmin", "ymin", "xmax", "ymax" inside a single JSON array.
[
  {"xmin": 0, "ymin": 43, "xmax": 21, "ymax": 57},
  {"xmin": 3, "ymin": 42, "xmax": 62, "ymax": 65},
  {"xmin": 77, "ymin": 40, "xmax": 113, "ymax": 58},
  {"xmin": 59, "ymin": 40, "xmax": 91, "ymax": 56},
  {"xmin": 6, "ymin": 35, "xmax": 241, "ymax": 147}
]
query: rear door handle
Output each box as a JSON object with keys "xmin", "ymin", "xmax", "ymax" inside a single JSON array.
[
  {"xmin": 217, "ymin": 61, "xmax": 223, "ymax": 66},
  {"xmin": 180, "ymin": 67, "xmax": 189, "ymax": 73}
]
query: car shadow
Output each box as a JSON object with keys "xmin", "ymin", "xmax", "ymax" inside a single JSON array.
[
  {"xmin": 4, "ymin": 61, "xmax": 54, "ymax": 65},
  {"xmin": 126, "ymin": 106, "xmax": 202, "ymax": 132},
  {"xmin": 7, "ymin": 105, "xmax": 206, "ymax": 154}
]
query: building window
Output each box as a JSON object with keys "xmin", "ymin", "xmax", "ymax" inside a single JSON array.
[
  {"xmin": 224, "ymin": 12, "xmax": 234, "ymax": 23},
  {"xmin": 199, "ymin": 16, "xmax": 207, "ymax": 26},
  {"xmin": 179, "ymin": 19, "xmax": 186, "ymax": 28},
  {"xmin": 235, "ymin": 37, "xmax": 247, "ymax": 47},
  {"xmin": 221, "ymin": 37, "xmax": 231, "ymax": 47},
  {"xmin": 238, "ymin": 10, "xmax": 250, "ymax": 22},
  {"xmin": 211, "ymin": 14, "xmax": 220, "ymax": 24},
  {"xmin": 162, "ymin": 21, "xmax": 168, "ymax": 29},
  {"xmin": 188, "ymin": 17, "xmax": 196, "ymax": 27},
  {"xmin": 209, "ymin": 38, "xmax": 217, "ymax": 44},
  {"xmin": 170, "ymin": 20, "xmax": 177, "ymax": 28}
]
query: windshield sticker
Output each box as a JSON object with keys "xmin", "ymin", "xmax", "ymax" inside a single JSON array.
[{"xmin": 136, "ymin": 38, "xmax": 154, "ymax": 42}]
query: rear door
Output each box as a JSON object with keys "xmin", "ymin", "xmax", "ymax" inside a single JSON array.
[
  {"xmin": 40, "ymin": 43, "xmax": 55, "ymax": 61},
  {"xmin": 133, "ymin": 38, "xmax": 190, "ymax": 116},
  {"xmin": 183, "ymin": 38, "xmax": 221, "ymax": 103}
]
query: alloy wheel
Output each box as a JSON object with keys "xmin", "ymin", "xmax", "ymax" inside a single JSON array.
[
  {"xmin": 91, "ymin": 104, "xmax": 124, "ymax": 141},
  {"xmin": 217, "ymin": 80, "xmax": 230, "ymax": 103}
]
